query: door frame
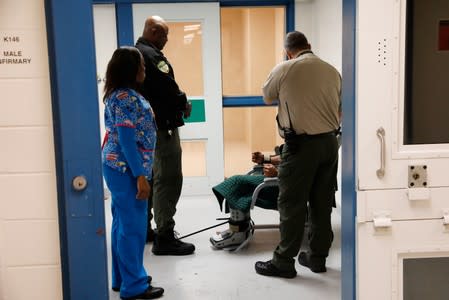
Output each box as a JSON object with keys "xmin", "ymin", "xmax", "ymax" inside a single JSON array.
[
  {"xmin": 44, "ymin": 1, "xmax": 357, "ymax": 300},
  {"xmin": 341, "ymin": 1, "xmax": 356, "ymax": 299},
  {"xmin": 95, "ymin": 0, "xmax": 295, "ymax": 46}
]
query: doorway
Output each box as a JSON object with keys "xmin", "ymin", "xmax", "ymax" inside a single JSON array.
[
  {"xmin": 47, "ymin": 1, "xmax": 346, "ymax": 299},
  {"xmin": 91, "ymin": 2, "xmax": 299, "ymax": 299}
]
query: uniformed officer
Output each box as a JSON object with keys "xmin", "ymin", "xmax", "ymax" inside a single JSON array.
[
  {"xmin": 255, "ymin": 31, "xmax": 341, "ymax": 278},
  {"xmin": 136, "ymin": 16, "xmax": 195, "ymax": 256}
]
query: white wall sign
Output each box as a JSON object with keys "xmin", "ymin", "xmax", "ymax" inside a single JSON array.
[{"xmin": 0, "ymin": 30, "xmax": 48, "ymax": 78}]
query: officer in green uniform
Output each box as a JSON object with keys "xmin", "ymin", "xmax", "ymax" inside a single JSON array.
[
  {"xmin": 136, "ymin": 16, "xmax": 195, "ymax": 255},
  {"xmin": 255, "ymin": 31, "xmax": 341, "ymax": 278}
]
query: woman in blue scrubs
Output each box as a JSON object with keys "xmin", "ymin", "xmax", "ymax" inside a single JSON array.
[{"xmin": 102, "ymin": 47, "xmax": 163, "ymax": 299}]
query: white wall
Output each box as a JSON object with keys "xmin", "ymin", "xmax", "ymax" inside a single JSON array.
[
  {"xmin": 295, "ymin": 0, "xmax": 343, "ymax": 204},
  {"xmin": 295, "ymin": 0, "xmax": 343, "ymax": 73},
  {"xmin": 0, "ymin": 0, "xmax": 62, "ymax": 299}
]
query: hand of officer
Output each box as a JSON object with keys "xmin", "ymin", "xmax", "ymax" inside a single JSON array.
[
  {"xmin": 252, "ymin": 151, "xmax": 264, "ymax": 164},
  {"xmin": 263, "ymin": 164, "xmax": 278, "ymax": 177},
  {"xmin": 136, "ymin": 175, "xmax": 151, "ymax": 200},
  {"xmin": 183, "ymin": 101, "xmax": 192, "ymax": 119}
]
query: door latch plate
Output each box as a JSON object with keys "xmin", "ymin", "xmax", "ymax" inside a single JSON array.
[{"xmin": 408, "ymin": 165, "xmax": 427, "ymax": 188}]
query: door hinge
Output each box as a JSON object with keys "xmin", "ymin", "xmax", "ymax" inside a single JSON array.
[
  {"xmin": 373, "ymin": 211, "xmax": 392, "ymax": 228},
  {"xmin": 443, "ymin": 210, "xmax": 449, "ymax": 225}
]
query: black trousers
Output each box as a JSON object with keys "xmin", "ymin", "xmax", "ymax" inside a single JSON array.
[
  {"xmin": 147, "ymin": 128, "xmax": 183, "ymax": 236},
  {"xmin": 272, "ymin": 133, "xmax": 338, "ymax": 271}
]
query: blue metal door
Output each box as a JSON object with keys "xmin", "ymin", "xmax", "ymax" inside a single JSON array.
[{"xmin": 45, "ymin": 0, "xmax": 108, "ymax": 299}]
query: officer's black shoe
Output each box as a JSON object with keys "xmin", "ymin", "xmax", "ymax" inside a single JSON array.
[
  {"xmin": 254, "ymin": 260, "xmax": 297, "ymax": 278},
  {"xmin": 120, "ymin": 286, "xmax": 164, "ymax": 300},
  {"xmin": 298, "ymin": 252, "xmax": 327, "ymax": 273},
  {"xmin": 146, "ymin": 228, "xmax": 155, "ymax": 243},
  {"xmin": 152, "ymin": 231, "xmax": 195, "ymax": 256}
]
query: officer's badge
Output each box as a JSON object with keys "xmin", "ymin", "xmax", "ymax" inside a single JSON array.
[{"xmin": 157, "ymin": 61, "xmax": 169, "ymax": 73}]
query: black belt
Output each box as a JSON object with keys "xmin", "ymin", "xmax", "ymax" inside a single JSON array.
[
  {"xmin": 285, "ymin": 130, "xmax": 337, "ymax": 142},
  {"xmin": 300, "ymin": 131, "xmax": 336, "ymax": 138}
]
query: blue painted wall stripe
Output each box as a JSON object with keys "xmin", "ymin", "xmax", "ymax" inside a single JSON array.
[
  {"xmin": 116, "ymin": 3, "xmax": 135, "ymax": 46},
  {"xmin": 223, "ymin": 96, "xmax": 277, "ymax": 107},
  {"xmin": 95, "ymin": 0, "xmax": 214, "ymax": 3},
  {"xmin": 285, "ymin": 0, "xmax": 295, "ymax": 33},
  {"xmin": 342, "ymin": 0, "xmax": 356, "ymax": 299},
  {"xmin": 94, "ymin": 0, "xmax": 292, "ymax": 4}
]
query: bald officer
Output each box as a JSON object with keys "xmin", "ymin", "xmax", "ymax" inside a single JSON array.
[
  {"xmin": 255, "ymin": 31, "xmax": 341, "ymax": 278},
  {"xmin": 136, "ymin": 16, "xmax": 195, "ymax": 256}
]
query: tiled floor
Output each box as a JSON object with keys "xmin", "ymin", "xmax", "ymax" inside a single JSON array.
[{"xmin": 106, "ymin": 194, "xmax": 341, "ymax": 300}]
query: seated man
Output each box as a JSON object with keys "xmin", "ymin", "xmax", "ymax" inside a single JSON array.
[
  {"xmin": 210, "ymin": 145, "xmax": 338, "ymax": 250},
  {"xmin": 210, "ymin": 150, "xmax": 281, "ymax": 250},
  {"xmin": 213, "ymin": 152, "xmax": 280, "ymax": 212}
]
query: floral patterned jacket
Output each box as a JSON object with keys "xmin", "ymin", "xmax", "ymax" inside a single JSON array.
[{"xmin": 102, "ymin": 88, "xmax": 157, "ymax": 178}]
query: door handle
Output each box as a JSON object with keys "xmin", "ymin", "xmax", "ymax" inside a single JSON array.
[
  {"xmin": 72, "ymin": 175, "xmax": 88, "ymax": 191},
  {"xmin": 376, "ymin": 127, "xmax": 385, "ymax": 178}
]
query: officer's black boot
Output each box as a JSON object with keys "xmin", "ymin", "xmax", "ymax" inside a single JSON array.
[
  {"xmin": 146, "ymin": 227, "xmax": 155, "ymax": 243},
  {"xmin": 151, "ymin": 231, "xmax": 195, "ymax": 256}
]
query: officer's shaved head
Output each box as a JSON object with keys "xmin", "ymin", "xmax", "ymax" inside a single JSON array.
[{"xmin": 142, "ymin": 16, "xmax": 169, "ymax": 50}]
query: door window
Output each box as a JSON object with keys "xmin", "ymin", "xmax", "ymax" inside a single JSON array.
[
  {"xmin": 403, "ymin": 257, "xmax": 449, "ymax": 300},
  {"xmin": 404, "ymin": 0, "xmax": 449, "ymax": 145},
  {"xmin": 133, "ymin": 3, "xmax": 223, "ymax": 194},
  {"xmin": 220, "ymin": 6, "xmax": 285, "ymax": 176},
  {"xmin": 181, "ymin": 140, "xmax": 206, "ymax": 177},
  {"xmin": 162, "ymin": 22, "xmax": 204, "ymax": 97},
  {"xmin": 162, "ymin": 21, "xmax": 207, "ymax": 177},
  {"xmin": 221, "ymin": 7, "xmax": 285, "ymax": 96},
  {"xmin": 223, "ymin": 107, "xmax": 282, "ymax": 176}
]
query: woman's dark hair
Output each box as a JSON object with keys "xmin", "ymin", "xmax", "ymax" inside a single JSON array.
[{"xmin": 103, "ymin": 46, "xmax": 142, "ymax": 102}]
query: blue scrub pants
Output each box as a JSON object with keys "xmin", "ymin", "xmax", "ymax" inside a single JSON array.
[{"xmin": 103, "ymin": 165, "xmax": 150, "ymax": 297}]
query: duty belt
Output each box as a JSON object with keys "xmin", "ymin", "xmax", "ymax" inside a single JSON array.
[{"xmin": 285, "ymin": 130, "xmax": 338, "ymax": 143}]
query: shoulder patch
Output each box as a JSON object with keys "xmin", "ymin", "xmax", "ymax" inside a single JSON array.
[{"xmin": 157, "ymin": 61, "xmax": 170, "ymax": 73}]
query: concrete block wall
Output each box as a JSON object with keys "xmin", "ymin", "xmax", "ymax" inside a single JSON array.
[{"xmin": 0, "ymin": 0, "xmax": 62, "ymax": 299}]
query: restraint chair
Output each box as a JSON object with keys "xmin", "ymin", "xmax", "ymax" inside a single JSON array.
[{"xmin": 209, "ymin": 131, "xmax": 341, "ymax": 251}]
